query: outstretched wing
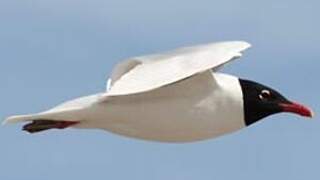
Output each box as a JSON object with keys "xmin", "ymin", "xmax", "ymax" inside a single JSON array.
[
  {"xmin": 106, "ymin": 60, "xmax": 142, "ymax": 91},
  {"xmin": 105, "ymin": 41, "xmax": 251, "ymax": 97}
]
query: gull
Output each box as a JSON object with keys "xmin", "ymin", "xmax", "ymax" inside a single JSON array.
[{"xmin": 4, "ymin": 41, "xmax": 313, "ymax": 142}]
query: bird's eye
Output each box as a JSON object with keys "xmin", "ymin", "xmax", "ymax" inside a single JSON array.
[{"xmin": 259, "ymin": 90, "xmax": 271, "ymax": 100}]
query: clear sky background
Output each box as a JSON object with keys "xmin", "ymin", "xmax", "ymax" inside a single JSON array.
[{"xmin": 0, "ymin": 0, "xmax": 319, "ymax": 179}]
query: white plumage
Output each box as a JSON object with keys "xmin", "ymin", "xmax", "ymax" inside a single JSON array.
[
  {"xmin": 106, "ymin": 41, "xmax": 250, "ymax": 97},
  {"xmin": 4, "ymin": 41, "xmax": 251, "ymax": 142}
]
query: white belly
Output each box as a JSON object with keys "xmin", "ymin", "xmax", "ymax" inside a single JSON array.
[{"xmin": 80, "ymin": 73, "xmax": 246, "ymax": 142}]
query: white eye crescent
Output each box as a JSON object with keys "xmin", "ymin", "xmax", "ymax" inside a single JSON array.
[{"xmin": 259, "ymin": 90, "xmax": 271, "ymax": 100}]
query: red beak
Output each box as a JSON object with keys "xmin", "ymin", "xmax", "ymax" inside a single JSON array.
[{"xmin": 280, "ymin": 102, "xmax": 314, "ymax": 118}]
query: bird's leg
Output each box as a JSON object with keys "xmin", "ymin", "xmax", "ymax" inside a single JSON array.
[{"xmin": 23, "ymin": 120, "xmax": 79, "ymax": 133}]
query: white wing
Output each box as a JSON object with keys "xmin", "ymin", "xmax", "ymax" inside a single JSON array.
[
  {"xmin": 106, "ymin": 60, "xmax": 142, "ymax": 91},
  {"xmin": 105, "ymin": 41, "xmax": 251, "ymax": 97}
]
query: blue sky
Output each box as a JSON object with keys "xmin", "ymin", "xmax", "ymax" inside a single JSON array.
[{"xmin": 1, "ymin": 0, "xmax": 319, "ymax": 179}]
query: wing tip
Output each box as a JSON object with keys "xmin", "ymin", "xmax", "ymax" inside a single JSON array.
[
  {"xmin": 213, "ymin": 41, "xmax": 251, "ymax": 54},
  {"xmin": 240, "ymin": 41, "xmax": 252, "ymax": 49},
  {"xmin": 229, "ymin": 40, "xmax": 252, "ymax": 49}
]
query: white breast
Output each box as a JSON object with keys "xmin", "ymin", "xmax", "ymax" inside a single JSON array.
[
  {"xmin": 3, "ymin": 41, "xmax": 251, "ymax": 142},
  {"xmin": 82, "ymin": 72, "xmax": 245, "ymax": 142}
]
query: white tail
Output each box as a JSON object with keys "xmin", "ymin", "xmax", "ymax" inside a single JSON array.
[
  {"xmin": 3, "ymin": 114, "xmax": 45, "ymax": 125},
  {"xmin": 3, "ymin": 108, "xmax": 81, "ymax": 125},
  {"xmin": 3, "ymin": 94, "xmax": 101, "ymax": 126}
]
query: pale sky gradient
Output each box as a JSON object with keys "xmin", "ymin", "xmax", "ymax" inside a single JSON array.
[{"xmin": 1, "ymin": 0, "xmax": 319, "ymax": 179}]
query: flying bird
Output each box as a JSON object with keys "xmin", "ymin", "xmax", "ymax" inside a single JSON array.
[{"xmin": 4, "ymin": 41, "xmax": 313, "ymax": 142}]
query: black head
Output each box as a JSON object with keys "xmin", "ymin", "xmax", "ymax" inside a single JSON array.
[{"xmin": 239, "ymin": 79, "xmax": 313, "ymax": 126}]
